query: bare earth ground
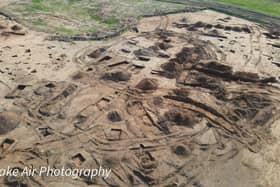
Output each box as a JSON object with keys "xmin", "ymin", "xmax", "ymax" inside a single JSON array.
[{"xmin": 0, "ymin": 5, "xmax": 280, "ymax": 187}]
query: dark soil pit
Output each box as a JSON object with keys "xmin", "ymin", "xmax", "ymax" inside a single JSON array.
[
  {"xmin": 102, "ymin": 71, "xmax": 131, "ymax": 82},
  {"xmin": 164, "ymin": 109, "xmax": 197, "ymax": 127},
  {"xmin": 0, "ymin": 111, "xmax": 21, "ymax": 135},
  {"xmin": 107, "ymin": 111, "xmax": 122, "ymax": 122},
  {"xmin": 136, "ymin": 78, "xmax": 158, "ymax": 91}
]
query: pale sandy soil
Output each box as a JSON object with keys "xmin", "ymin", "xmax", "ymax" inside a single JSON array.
[{"xmin": 0, "ymin": 9, "xmax": 280, "ymax": 187}]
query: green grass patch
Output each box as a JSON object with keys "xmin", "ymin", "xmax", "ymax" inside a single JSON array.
[
  {"xmin": 32, "ymin": 18, "xmax": 48, "ymax": 26},
  {"xmin": 103, "ymin": 17, "xmax": 119, "ymax": 25},
  {"xmin": 214, "ymin": 0, "xmax": 280, "ymax": 17},
  {"xmin": 55, "ymin": 26, "xmax": 74, "ymax": 35},
  {"xmin": 89, "ymin": 14, "xmax": 103, "ymax": 22},
  {"xmin": 25, "ymin": 3, "xmax": 49, "ymax": 12},
  {"xmin": 32, "ymin": 0, "xmax": 43, "ymax": 3}
]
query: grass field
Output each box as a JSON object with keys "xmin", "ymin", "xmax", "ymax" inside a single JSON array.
[
  {"xmin": 4, "ymin": 0, "xmax": 279, "ymax": 36},
  {"xmin": 3, "ymin": 0, "xmax": 186, "ymax": 35},
  {"xmin": 214, "ymin": 0, "xmax": 280, "ymax": 17}
]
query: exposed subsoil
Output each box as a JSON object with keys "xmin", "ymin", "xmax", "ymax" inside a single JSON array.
[{"xmin": 0, "ymin": 9, "xmax": 280, "ymax": 187}]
